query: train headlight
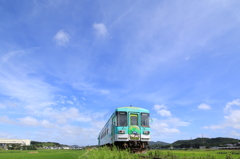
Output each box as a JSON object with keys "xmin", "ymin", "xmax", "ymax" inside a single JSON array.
[
  {"xmin": 143, "ymin": 131, "xmax": 150, "ymax": 134},
  {"xmin": 118, "ymin": 130, "xmax": 125, "ymax": 134}
]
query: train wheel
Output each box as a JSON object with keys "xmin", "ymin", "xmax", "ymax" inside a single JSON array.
[{"xmin": 123, "ymin": 142, "xmax": 128, "ymax": 149}]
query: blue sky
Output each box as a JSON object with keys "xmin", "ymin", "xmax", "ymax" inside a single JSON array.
[{"xmin": 0, "ymin": 0, "xmax": 240, "ymax": 146}]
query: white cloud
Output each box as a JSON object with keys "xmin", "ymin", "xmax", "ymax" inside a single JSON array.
[
  {"xmin": 153, "ymin": 104, "xmax": 172, "ymax": 117},
  {"xmin": 93, "ymin": 23, "xmax": 108, "ymax": 36},
  {"xmin": 71, "ymin": 82, "xmax": 110, "ymax": 95},
  {"xmin": 151, "ymin": 104, "xmax": 190, "ymax": 135},
  {"xmin": 0, "ymin": 114, "xmax": 99, "ymax": 145},
  {"xmin": 224, "ymin": 110, "xmax": 240, "ymax": 129},
  {"xmin": 157, "ymin": 109, "xmax": 172, "ymax": 117},
  {"xmin": 90, "ymin": 120, "xmax": 106, "ymax": 129},
  {"xmin": 67, "ymin": 100, "xmax": 74, "ymax": 105},
  {"xmin": 1, "ymin": 50, "xmax": 27, "ymax": 63},
  {"xmin": 53, "ymin": 30, "xmax": 70, "ymax": 46},
  {"xmin": 205, "ymin": 99, "xmax": 240, "ymax": 130},
  {"xmin": 224, "ymin": 99, "xmax": 240, "ymax": 112},
  {"xmin": 40, "ymin": 120, "xmax": 57, "ymax": 128},
  {"xmin": 99, "ymin": 89, "xmax": 110, "ymax": 95},
  {"xmin": 39, "ymin": 102, "xmax": 56, "ymax": 107},
  {"xmin": 154, "ymin": 104, "xmax": 167, "ymax": 110},
  {"xmin": 72, "ymin": 96, "xmax": 77, "ymax": 102},
  {"xmin": 161, "ymin": 128, "xmax": 180, "ymax": 133},
  {"xmin": 151, "ymin": 117, "xmax": 189, "ymax": 134},
  {"xmin": 0, "ymin": 64, "xmax": 56, "ymax": 110},
  {"xmin": 166, "ymin": 117, "xmax": 190, "ymax": 127},
  {"xmin": 0, "ymin": 116, "xmax": 15, "ymax": 124},
  {"xmin": 151, "ymin": 120, "xmax": 179, "ymax": 134},
  {"xmin": 203, "ymin": 125, "xmax": 225, "ymax": 129},
  {"xmin": 198, "ymin": 103, "xmax": 211, "ymax": 110},
  {"xmin": 18, "ymin": 116, "xmax": 39, "ymax": 126},
  {"xmin": 52, "ymin": 107, "xmax": 91, "ymax": 124},
  {"xmin": 17, "ymin": 116, "xmax": 56, "ymax": 128}
]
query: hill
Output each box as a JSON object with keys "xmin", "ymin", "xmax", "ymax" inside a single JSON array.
[
  {"xmin": 172, "ymin": 137, "xmax": 240, "ymax": 148},
  {"xmin": 31, "ymin": 141, "xmax": 68, "ymax": 147}
]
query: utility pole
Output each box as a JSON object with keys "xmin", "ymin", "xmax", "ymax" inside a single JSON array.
[
  {"xmin": 202, "ymin": 134, "xmax": 204, "ymax": 147},
  {"xmin": 191, "ymin": 137, "xmax": 192, "ymax": 149}
]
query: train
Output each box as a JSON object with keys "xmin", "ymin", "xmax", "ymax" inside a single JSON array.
[{"xmin": 98, "ymin": 106, "xmax": 151, "ymax": 151}]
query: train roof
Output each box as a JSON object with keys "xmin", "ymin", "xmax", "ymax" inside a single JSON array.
[{"xmin": 115, "ymin": 106, "xmax": 149, "ymax": 113}]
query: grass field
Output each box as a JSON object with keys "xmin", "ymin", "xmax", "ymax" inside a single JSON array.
[
  {"xmin": 0, "ymin": 148, "xmax": 240, "ymax": 159},
  {"xmin": 146, "ymin": 149, "xmax": 240, "ymax": 159},
  {"xmin": 84, "ymin": 147, "xmax": 240, "ymax": 159},
  {"xmin": 0, "ymin": 149, "xmax": 87, "ymax": 159}
]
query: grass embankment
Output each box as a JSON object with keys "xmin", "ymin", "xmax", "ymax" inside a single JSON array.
[
  {"xmin": 146, "ymin": 149, "xmax": 240, "ymax": 159},
  {"xmin": 83, "ymin": 147, "xmax": 240, "ymax": 159}
]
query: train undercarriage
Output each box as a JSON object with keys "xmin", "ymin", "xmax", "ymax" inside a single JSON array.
[{"xmin": 113, "ymin": 141, "xmax": 149, "ymax": 152}]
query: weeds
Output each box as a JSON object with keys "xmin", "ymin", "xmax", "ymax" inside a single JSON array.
[{"xmin": 82, "ymin": 148, "xmax": 240, "ymax": 159}]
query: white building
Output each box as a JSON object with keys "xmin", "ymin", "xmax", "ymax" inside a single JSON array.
[{"xmin": 0, "ymin": 139, "xmax": 31, "ymax": 146}]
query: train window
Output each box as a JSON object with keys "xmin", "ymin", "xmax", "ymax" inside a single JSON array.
[
  {"xmin": 130, "ymin": 114, "xmax": 138, "ymax": 125},
  {"xmin": 117, "ymin": 111, "xmax": 127, "ymax": 126},
  {"xmin": 141, "ymin": 113, "xmax": 149, "ymax": 127}
]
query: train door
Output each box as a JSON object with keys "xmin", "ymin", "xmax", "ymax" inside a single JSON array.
[
  {"xmin": 98, "ymin": 136, "xmax": 100, "ymax": 146},
  {"xmin": 111, "ymin": 117, "xmax": 115, "ymax": 143},
  {"xmin": 128, "ymin": 113, "xmax": 141, "ymax": 140}
]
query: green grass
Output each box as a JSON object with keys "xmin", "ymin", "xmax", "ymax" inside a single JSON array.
[
  {"xmin": 83, "ymin": 147, "xmax": 240, "ymax": 159},
  {"xmin": 146, "ymin": 149, "xmax": 240, "ymax": 159},
  {"xmin": 0, "ymin": 148, "xmax": 240, "ymax": 159},
  {"xmin": 0, "ymin": 149, "xmax": 87, "ymax": 159}
]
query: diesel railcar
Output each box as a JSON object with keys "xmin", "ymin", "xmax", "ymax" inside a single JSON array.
[{"xmin": 98, "ymin": 106, "xmax": 151, "ymax": 151}]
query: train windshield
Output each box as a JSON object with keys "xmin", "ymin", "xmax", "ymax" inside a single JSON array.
[
  {"xmin": 141, "ymin": 113, "xmax": 149, "ymax": 127},
  {"xmin": 130, "ymin": 114, "xmax": 138, "ymax": 125},
  {"xmin": 117, "ymin": 111, "xmax": 127, "ymax": 126}
]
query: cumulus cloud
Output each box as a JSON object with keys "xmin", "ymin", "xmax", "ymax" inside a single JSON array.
[
  {"xmin": 50, "ymin": 107, "xmax": 94, "ymax": 124},
  {"xmin": 157, "ymin": 109, "xmax": 172, "ymax": 117},
  {"xmin": 0, "ymin": 115, "xmax": 56, "ymax": 129},
  {"xmin": 204, "ymin": 99, "xmax": 240, "ymax": 130},
  {"xmin": 93, "ymin": 23, "xmax": 108, "ymax": 36},
  {"xmin": 18, "ymin": 116, "xmax": 40, "ymax": 126},
  {"xmin": 72, "ymin": 96, "xmax": 77, "ymax": 102},
  {"xmin": 151, "ymin": 104, "xmax": 190, "ymax": 136},
  {"xmin": 151, "ymin": 119, "xmax": 179, "ymax": 134},
  {"xmin": 151, "ymin": 117, "xmax": 189, "ymax": 134},
  {"xmin": 53, "ymin": 30, "xmax": 70, "ymax": 46},
  {"xmin": 0, "ymin": 116, "xmax": 15, "ymax": 124},
  {"xmin": 224, "ymin": 110, "xmax": 240, "ymax": 129},
  {"xmin": 198, "ymin": 103, "xmax": 211, "ymax": 110},
  {"xmin": 153, "ymin": 104, "xmax": 172, "ymax": 117},
  {"xmin": 154, "ymin": 104, "xmax": 167, "ymax": 110},
  {"xmin": 67, "ymin": 100, "xmax": 74, "ymax": 105},
  {"xmin": 35, "ymin": 125, "xmax": 98, "ymax": 145},
  {"xmin": 0, "ymin": 114, "xmax": 99, "ymax": 145},
  {"xmin": 224, "ymin": 99, "xmax": 240, "ymax": 112}
]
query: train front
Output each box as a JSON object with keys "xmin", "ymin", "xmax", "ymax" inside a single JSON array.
[{"xmin": 115, "ymin": 107, "xmax": 151, "ymax": 151}]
